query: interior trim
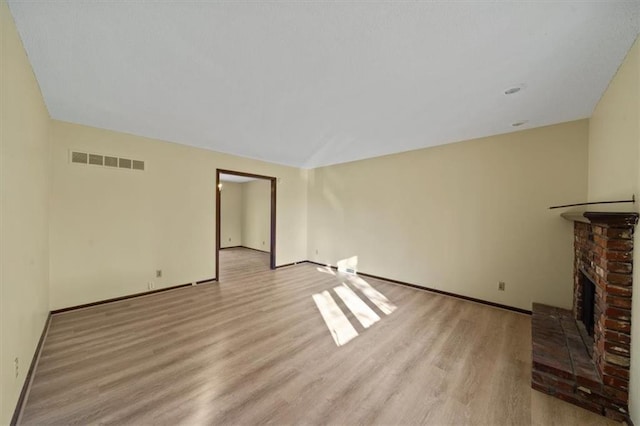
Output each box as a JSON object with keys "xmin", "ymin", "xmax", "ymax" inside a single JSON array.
[
  {"xmin": 11, "ymin": 313, "xmax": 52, "ymax": 426},
  {"xmin": 195, "ymin": 278, "xmax": 217, "ymax": 284},
  {"xmin": 237, "ymin": 246, "xmax": 270, "ymax": 254},
  {"xmin": 50, "ymin": 282, "xmax": 200, "ymax": 314},
  {"xmin": 275, "ymin": 261, "xmax": 303, "ymax": 269},
  {"xmin": 304, "ymin": 260, "xmax": 531, "ymax": 315}
]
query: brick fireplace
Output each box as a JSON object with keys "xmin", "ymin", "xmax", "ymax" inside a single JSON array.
[{"xmin": 532, "ymin": 211, "xmax": 638, "ymax": 422}]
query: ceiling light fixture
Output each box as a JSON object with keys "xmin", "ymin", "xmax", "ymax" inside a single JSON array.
[
  {"xmin": 504, "ymin": 84, "xmax": 525, "ymax": 95},
  {"xmin": 512, "ymin": 120, "xmax": 528, "ymax": 127}
]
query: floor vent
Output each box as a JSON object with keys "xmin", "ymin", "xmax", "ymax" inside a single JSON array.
[{"xmin": 70, "ymin": 151, "xmax": 144, "ymax": 171}]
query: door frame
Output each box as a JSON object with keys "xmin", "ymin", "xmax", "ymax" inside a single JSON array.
[{"xmin": 216, "ymin": 168, "xmax": 277, "ymax": 280}]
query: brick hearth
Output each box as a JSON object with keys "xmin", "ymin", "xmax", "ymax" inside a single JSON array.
[{"xmin": 532, "ymin": 211, "xmax": 638, "ymax": 422}]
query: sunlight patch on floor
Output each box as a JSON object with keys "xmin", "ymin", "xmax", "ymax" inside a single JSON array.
[
  {"xmin": 312, "ymin": 269, "xmax": 396, "ymax": 346},
  {"xmin": 312, "ymin": 290, "xmax": 359, "ymax": 346},
  {"xmin": 334, "ymin": 283, "xmax": 380, "ymax": 328},
  {"xmin": 347, "ymin": 275, "xmax": 397, "ymax": 315}
]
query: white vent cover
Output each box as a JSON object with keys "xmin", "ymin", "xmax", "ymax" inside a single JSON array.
[{"xmin": 70, "ymin": 151, "xmax": 144, "ymax": 171}]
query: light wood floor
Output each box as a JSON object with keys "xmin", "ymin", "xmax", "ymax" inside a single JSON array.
[{"xmin": 20, "ymin": 248, "xmax": 620, "ymax": 425}]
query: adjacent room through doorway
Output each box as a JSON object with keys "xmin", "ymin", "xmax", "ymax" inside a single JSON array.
[{"xmin": 216, "ymin": 169, "xmax": 276, "ymax": 281}]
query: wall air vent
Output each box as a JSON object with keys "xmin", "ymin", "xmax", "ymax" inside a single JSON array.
[
  {"xmin": 70, "ymin": 151, "xmax": 145, "ymax": 172},
  {"xmin": 89, "ymin": 154, "xmax": 103, "ymax": 166},
  {"xmin": 104, "ymin": 156, "xmax": 118, "ymax": 167},
  {"xmin": 118, "ymin": 158, "xmax": 132, "ymax": 169},
  {"xmin": 71, "ymin": 151, "xmax": 88, "ymax": 164}
]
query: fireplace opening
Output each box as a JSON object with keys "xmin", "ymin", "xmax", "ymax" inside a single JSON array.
[{"xmin": 580, "ymin": 271, "xmax": 596, "ymax": 337}]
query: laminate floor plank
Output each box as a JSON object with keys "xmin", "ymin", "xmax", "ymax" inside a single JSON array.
[{"xmin": 19, "ymin": 248, "xmax": 620, "ymax": 425}]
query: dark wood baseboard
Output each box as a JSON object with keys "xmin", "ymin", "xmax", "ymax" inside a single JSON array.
[
  {"xmin": 239, "ymin": 245, "xmax": 270, "ymax": 254},
  {"xmin": 51, "ymin": 282, "xmax": 204, "ymax": 314},
  {"xmin": 11, "ymin": 313, "xmax": 52, "ymax": 426},
  {"xmin": 196, "ymin": 278, "xmax": 217, "ymax": 284},
  {"xmin": 304, "ymin": 260, "xmax": 531, "ymax": 315},
  {"xmin": 275, "ymin": 261, "xmax": 305, "ymax": 269},
  {"xmin": 220, "ymin": 245, "xmax": 270, "ymax": 254}
]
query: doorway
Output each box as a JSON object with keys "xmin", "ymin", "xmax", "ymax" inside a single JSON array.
[{"xmin": 215, "ymin": 169, "xmax": 276, "ymax": 281}]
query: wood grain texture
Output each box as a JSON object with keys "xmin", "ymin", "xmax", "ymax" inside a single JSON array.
[{"xmin": 20, "ymin": 248, "xmax": 620, "ymax": 425}]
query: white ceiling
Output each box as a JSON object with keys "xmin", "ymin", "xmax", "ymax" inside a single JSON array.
[
  {"xmin": 220, "ymin": 174, "xmax": 258, "ymax": 184},
  {"xmin": 8, "ymin": 1, "xmax": 640, "ymax": 168}
]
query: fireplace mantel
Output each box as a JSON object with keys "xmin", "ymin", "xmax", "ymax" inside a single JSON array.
[{"xmin": 561, "ymin": 211, "xmax": 639, "ymax": 226}]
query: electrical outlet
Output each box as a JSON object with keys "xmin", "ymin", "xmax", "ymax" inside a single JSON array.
[
  {"xmin": 498, "ymin": 281, "xmax": 506, "ymax": 291},
  {"xmin": 228, "ymin": 238, "xmax": 231, "ymax": 242},
  {"xmin": 315, "ymin": 249, "xmax": 319, "ymax": 255},
  {"xmin": 148, "ymin": 282, "xmax": 154, "ymax": 290},
  {"xmin": 262, "ymin": 241, "xmax": 265, "ymax": 245},
  {"xmin": 156, "ymin": 269, "xmax": 162, "ymax": 278},
  {"xmin": 14, "ymin": 357, "xmax": 19, "ymax": 378}
]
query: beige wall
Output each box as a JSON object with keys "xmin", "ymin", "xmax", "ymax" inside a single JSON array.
[
  {"xmin": 308, "ymin": 120, "xmax": 589, "ymax": 312},
  {"xmin": 241, "ymin": 179, "xmax": 271, "ymax": 252},
  {"xmin": 587, "ymin": 36, "xmax": 639, "ymax": 424},
  {"xmin": 0, "ymin": 0, "xmax": 51, "ymax": 423},
  {"xmin": 588, "ymin": 38, "xmax": 639, "ymax": 203},
  {"xmin": 49, "ymin": 120, "xmax": 308, "ymax": 310},
  {"xmin": 220, "ymin": 181, "xmax": 243, "ymax": 248}
]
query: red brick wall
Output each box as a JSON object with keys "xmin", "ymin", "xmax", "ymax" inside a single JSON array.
[{"xmin": 572, "ymin": 214, "xmax": 635, "ymax": 409}]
